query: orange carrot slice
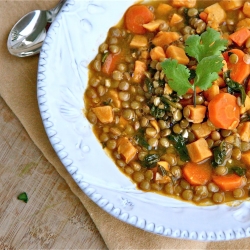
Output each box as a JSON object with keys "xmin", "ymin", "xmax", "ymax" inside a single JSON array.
[
  {"xmin": 183, "ymin": 161, "xmax": 212, "ymax": 186},
  {"xmin": 223, "ymin": 49, "xmax": 250, "ymax": 84},
  {"xmin": 212, "ymin": 174, "xmax": 245, "ymax": 191},
  {"xmin": 229, "ymin": 27, "xmax": 250, "ymax": 47},
  {"xmin": 208, "ymin": 92, "xmax": 240, "ymax": 129},
  {"xmin": 124, "ymin": 5, "xmax": 154, "ymax": 34},
  {"xmin": 101, "ymin": 53, "xmax": 121, "ymax": 75}
]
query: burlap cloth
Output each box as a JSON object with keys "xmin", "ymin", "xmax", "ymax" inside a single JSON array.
[{"xmin": 1, "ymin": 1, "xmax": 250, "ymax": 249}]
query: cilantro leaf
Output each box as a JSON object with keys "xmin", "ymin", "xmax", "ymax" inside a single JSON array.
[
  {"xmin": 17, "ymin": 192, "xmax": 28, "ymax": 203},
  {"xmin": 161, "ymin": 59, "xmax": 191, "ymax": 96},
  {"xmin": 194, "ymin": 55, "xmax": 224, "ymax": 90},
  {"xmin": 185, "ymin": 28, "xmax": 228, "ymax": 62}
]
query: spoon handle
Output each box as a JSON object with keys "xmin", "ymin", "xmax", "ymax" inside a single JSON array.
[{"xmin": 46, "ymin": 0, "xmax": 67, "ymax": 23}]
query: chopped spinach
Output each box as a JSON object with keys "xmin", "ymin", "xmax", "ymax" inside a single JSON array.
[
  {"xmin": 158, "ymin": 164, "xmax": 168, "ymax": 176},
  {"xmin": 144, "ymin": 77, "xmax": 154, "ymax": 94},
  {"xmin": 212, "ymin": 141, "xmax": 232, "ymax": 167},
  {"xmin": 150, "ymin": 105, "xmax": 166, "ymax": 118},
  {"xmin": 230, "ymin": 166, "xmax": 246, "ymax": 177},
  {"xmin": 134, "ymin": 129, "xmax": 151, "ymax": 150},
  {"xmin": 102, "ymin": 51, "xmax": 109, "ymax": 63},
  {"xmin": 141, "ymin": 154, "xmax": 160, "ymax": 169},
  {"xmin": 224, "ymin": 70, "xmax": 246, "ymax": 105},
  {"xmin": 167, "ymin": 134, "xmax": 190, "ymax": 161}
]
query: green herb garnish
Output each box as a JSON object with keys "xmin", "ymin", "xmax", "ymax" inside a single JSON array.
[
  {"xmin": 17, "ymin": 192, "xmax": 28, "ymax": 203},
  {"xmin": 185, "ymin": 28, "xmax": 228, "ymax": 62},
  {"xmin": 161, "ymin": 28, "xmax": 228, "ymax": 97}
]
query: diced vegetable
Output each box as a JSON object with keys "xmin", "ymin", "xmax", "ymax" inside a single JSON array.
[
  {"xmin": 204, "ymin": 3, "xmax": 227, "ymax": 29},
  {"xmin": 172, "ymin": 0, "xmax": 196, "ymax": 8},
  {"xmin": 165, "ymin": 45, "xmax": 189, "ymax": 65},
  {"xmin": 192, "ymin": 122, "xmax": 213, "ymax": 139},
  {"xmin": 143, "ymin": 19, "xmax": 165, "ymax": 32},
  {"xmin": 236, "ymin": 18, "xmax": 250, "ymax": 30},
  {"xmin": 169, "ymin": 13, "xmax": 183, "ymax": 26},
  {"xmin": 186, "ymin": 105, "xmax": 207, "ymax": 123},
  {"xmin": 223, "ymin": 49, "xmax": 250, "ymax": 83},
  {"xmin": 117, "ymin": 137, "xmax": 137, "ymax": 163},
  {"xmin": 203, "ymin": 84, "xmax": 220, "ymax": 102},
  {"xmin": 208, "ymin": 92, "xmax": 240, "ymax": 129},
  {"xmin": 102, "ymin": 53, "xmax": 121, "ymax": 75},
  {"xmin": 152, "ymin": 31, "xmax": 180, "ymax": 47},
  {"xmin": 213, "ymin": 76, "xmax": 226, "ymax": 87},
  {"xmin": 243, "ymin": 2, "xmax": 250, "ymax": 17},
  {"xmin": 92, "ymin": 106, "xmax": 113, "ymax": 123},
  {"xmin": 186, "ymin": 138, "xmax": 213, "ymax": 163},
  {"xmin": 219, "ymin": 0, "xmax": 244, "ymax": 10},
  {"xmin": 130, "ymin": 35, "xmax": 148, "ymax": 48},
  {"xmin": 183, "ymin": 161, "xmax": 212, "ymax": 185},
  {"xmin": 240, "ymin": 95, "xmax": 250, "ymax": 114},
  {"xmin": 155, "ymin": 3, "xmax": 173, "ymax": 16},
  {"xmin": 237, "ymin": 122, "xmax": 250, "ymax": 142},
  {"xmin": 229, "ymin": 27, "xmax": 250, "ymax": 47},
  {"xmin": 150, "ymin": 46, "xmax": 166, "ymax": 61},
  {"xmin": 199, "ymin": 11, "xmax": 208, "ymax": 22},
  {"xmin": 124, "ymin": 5, "xmax": 154, "ymax": 34},
  {"xmin": 132, "ymin": 60, "xmax": 147, "ymax": 83},
  {"xmin": 241, "ymin": 150, "xmax": 250, "ymax": 167},
  {"xmin": 212, "ymin": 174, "xmax": 246, "ymax": 191},
  {"xmin": 108, "ymin": 89, "xmax": 121, "ymax": 108}
]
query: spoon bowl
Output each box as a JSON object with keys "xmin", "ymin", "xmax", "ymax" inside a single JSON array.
[{"xmin": 7, "ymin": 0, "xmax": 65, "ymax": 57}]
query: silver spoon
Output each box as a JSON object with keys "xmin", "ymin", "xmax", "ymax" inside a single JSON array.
[{"xmin": 7, "ymin": 0, "xmax": 66, "ymax": 57}]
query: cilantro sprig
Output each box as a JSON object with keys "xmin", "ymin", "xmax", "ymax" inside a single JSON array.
[{"xmin": 161, "ymin": 28, "xmax": 228, "ymax": 97}]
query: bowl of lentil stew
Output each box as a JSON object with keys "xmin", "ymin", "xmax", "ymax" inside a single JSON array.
[
  {"xmin": 85, "ymin": 0, "xmax": 250, "ymax": 206},
  {"xmin": 38, "ymin": 0, "xmax": 250, "ymax": 240}
]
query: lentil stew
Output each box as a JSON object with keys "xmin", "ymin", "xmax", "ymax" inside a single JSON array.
[{"xmin": 84, "ymin": 0, "xmax": 250, "ymax": 205}]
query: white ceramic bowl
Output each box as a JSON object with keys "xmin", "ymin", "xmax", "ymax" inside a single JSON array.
[{"xmin": 37, "ymin": 0, "xmax": 250, "ymax": 241}]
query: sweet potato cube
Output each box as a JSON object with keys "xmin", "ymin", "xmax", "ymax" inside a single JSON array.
[
  {"xmin": 240, "ymin": 95, "xmax": 250, "ymax": 114},
  {"xmin": 143, "ymin": 19, "xmax": 165, "ymax": 32},
  {"xmin": 119, "ymin": 116, "xmax": 128, "ymax": 128},
  {"xmin": 186, "ymin": 138, "xmax": 213, "ymax": 163},
  {"xmin": 108, "ymin": 89, "xmax": 121, "ymax": 108},
  {"xmin": 186, "ymin": 105, "xmax": 207, "ymax": 123},
  {"xmin": 152, "ymin": 31, "xmax": 180, "ymax": 47},
  {"xmin": 237, "ymin": 122, "xmax": 250, "ymax": 142},
  {"xmin": 192, "ymin": 122, "xmax": 213, "ymax": 139},
  {"xmin": 219, "ymin": 0, "xmax": 244, "ymax": 10},
  {"xmin": 150, "ymin": 46, "xmax": 166, "ymax": 61},
  {"xmin": 156, "ymin": 3, "xmax": 173, "ymax": 16},
  {"xmin": 237, "ymin": 18, "xmax": 250, "ymax": 30},
  {"xmin": 92, "ymin": 106, "xmax": 113, "ymax": 123},
  {"xmin": 165, "ymin": 45, "xmax": 189, "ymax": 65},
  {"xmin": 203, "ymin": 84, "xmax": 220, "ymax": 102},
  {"xmin": 241, "ymin": 150, "xmax": 250, "ymax": 167},
  {"xmin": 169, "ymin": 13, "xmax": 183, "ymax": 26},
  {"xmin": 130, "ymin": 35, "xmax": 148, "ymax": 48},
  {"xmin": 132, "ymin": 60, "xmax": 147, "ymax": 83},
  {"xmin": 172, "ymin": 0, "xmax": 196, "ymax": 8},
  {"xmin": 117, "ymin": 137, "xmax": 137, "ymax": 163},
  {"xmin": 243, "ymin": 2, "xmax": 250, "ymax": 17},
  {"xmin": 204, "ymin": 3, "xmax": 227, "ymax": 29}
]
